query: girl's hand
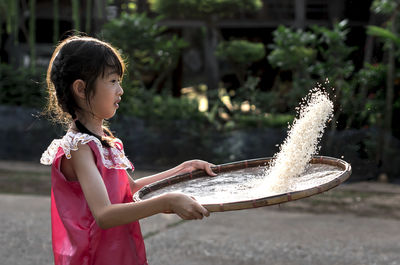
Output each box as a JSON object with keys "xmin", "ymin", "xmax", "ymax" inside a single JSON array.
[
  {"xmin": 180, "ymin": 159, "xmax": 217, "ymax": 177},
  {"xmin": 164, "ymin": 192, "xmax": 210, "ymax": 220}
]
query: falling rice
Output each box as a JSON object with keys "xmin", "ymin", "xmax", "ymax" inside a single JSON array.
[
  {"xmin": 141, "ymin": 86, "xmax": 338, "ymax": 203},
  {"xmin": 261, "ymin": 88, "xmax": 334, "ymax": 193}
]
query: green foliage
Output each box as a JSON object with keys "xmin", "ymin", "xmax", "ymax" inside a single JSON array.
[
  {"xmin": 367, "ymin": 24, "xmax": 400, "ymax": 58},
  {"xmin": 102, "ymin": 13, "xmax": 210, "ymax": 129},
  {"xmin": 311, "ymin": 20, "xmax": 355, "ymax": 79},
  {"xmin": 368, "ymin": 0, "xmax": 400, "ymax": 52},
  {"xmin": 268, "ymin": 25, "xmax": 317, "ymax": 70},
  {"xmin": 358, "ymin": 63, "xmax": 387, "ymax": 88},
  {"xmin": 216, "ymin": 40, "xmax": 265, "ymax": 85},
  {"xmin": 267, "ymin": 21, "xmax": 358, "ymax": 122},
  {"xmin": 71, "ymin": 0, "xmax": 80, "ymax": 30},
  {"xmin": 29, "ymin": 0, "xmax": 36, "ymax": 72},
  {"xmin": 207, "ymin": 76, "xmax": 294, "ymax": 130},
  {"xmin": 368, "ymin": 0, "xmax": 400, "ymax": 138},
  {"xmin": 311, "ymin": 21, "xmax": 356, "ymax": 124},
  {"xmin": 267, "ymin": 25, "xmax": 318, "ymax": 110},
  {"xmin": 355, "ymin": 63, "xmax": 387, "ymax": 126},
  {"xmin": 371, "ymin": 0, "xmax": 399, "ymax": 14},
  {"xmin": 231, "ymin": 113, "xmax": 294, "ymax": 129},
  {"xmin": 0, "ymin": 64, "xmax": 46, "ymax": 108},
  {"xmin": 0, "ymin": 0, "xmax": 19, "ymax": 36},
  {"xmin": 101, "ymin": 13, "xmax": 187, "ymax": 88},
  {"xmin": 151, "ymin": 0, "xmax": 262, "ymax": 19},
  {"xmin": 119, "ymin": 81, "xmax": 208, "ymax": 125},
  {"xmin": 0, "ymin": 0, "xmax": 18, "ymax": 52},
  {"xmin": 216, "ymin": 40, "xmax": 265, "ymax": 65},
  {"xmin": 367, "ymin": 25, "xmax": 400, "ymax": 44}
]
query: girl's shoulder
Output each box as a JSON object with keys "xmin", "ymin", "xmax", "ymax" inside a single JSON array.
[{"xmin": 40, "ymin": 131, "xmax": 133, "ymax": 170}]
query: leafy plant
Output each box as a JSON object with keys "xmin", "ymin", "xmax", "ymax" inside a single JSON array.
[
  {"xmin": 268, "ymin": 26, "xmax": 318, "ymax": 70},
  {"xmin": 0, "ymin": 64, "xmax": 46, "ymax": 108},
  {"xmin": 231, "ymin": 113, "xmax": 294, "ymax": 129},
  {"xmin": 151, "ymin": 0, "xmax": 263, "ymax": 91},
  {"xmin": 311, "ymin": 20, "xmax": 357, "ymax": 129},
  {"xmin": 267, "ymin": 21, "xmax": 359, "ymax": 125},
  {"xmin": 119, "ymin": 80, "xmax": 208, "ymax": 126},
  {"xmin": 216, "ymin": 40, "xmax": 265, "ymax": 85},
  {"xmin": 101, "ymin": 13, "xmax": 188, "ymax": 90},
  {"xmin": 151, "ymin": 0, "xmax": 262, "ymax": 19},
  {"xmin": 267, "ymin": 25, "xmax": 318, "ymax": 110}
]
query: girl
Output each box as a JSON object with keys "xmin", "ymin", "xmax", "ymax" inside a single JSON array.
[{"xmin": 40, "ymin": 35, "xmax": 216, "ymax": 265}]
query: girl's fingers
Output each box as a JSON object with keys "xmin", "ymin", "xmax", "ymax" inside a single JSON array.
[
  {"xmin": 176, "ymin": 211, "xmax": 204, "ymax": 220},
  {"xmin": 191, "ymin": 196, "xmax": 210, "ymax": 218},
  {"xmin": 193, "ymin": 211, "xmax": 204, "ymax": 220},
  {"xmin": 204, "ymin": 163, "xmax": 217, "ymax": 176},
  {"xmin": 184, "ymin": 206, "xmax": 210, "ymax": 220},
  {"xmin": 200, "ymin": 207, "xmax": 210, "ymax": 217},
  {"xmin": 195, "ymin": 201, "xmax": 210, "ymax": 217}
]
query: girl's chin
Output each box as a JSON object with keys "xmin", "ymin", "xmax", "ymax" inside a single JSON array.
[{"xmin": 103, "ymin": 111, "xmax": 117, "ymax": 120}]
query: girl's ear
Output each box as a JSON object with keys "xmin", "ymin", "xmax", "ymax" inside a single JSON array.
[{"xmin": 72, "ymin": 79, "xmax": 86, "ymax": 99}]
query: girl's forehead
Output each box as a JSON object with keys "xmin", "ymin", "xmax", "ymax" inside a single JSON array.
[{"xmin": 103, "ymin": 67, "xmax": 120, "ymax": 77}]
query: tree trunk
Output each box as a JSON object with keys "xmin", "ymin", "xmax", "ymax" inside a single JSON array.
[
  {"xmin": 346, "ymin": 13, "xmax": 377, "ymax": 129},
  {"xmin": 29, "ymin": 0, "xmax": 36, "ymax": 73},
  {"xmin": 10, "ymin": 0, "xmax": 19, "ymax": 44},
  {"xmin": 375, "ymin": 6, "xmax": 400, "ymax": 179},
  {"xmin": 294, "ymin": 0, "xmax": 305, "ymax": 29},
  {"xmin": 203, "ymin": 25, "xmax": 220, "ymax": 91},
  {"xmin": 172, "ymin": 54, "xmax": 183, "ymax": 97},
  {"xmin": 375, "ymin": 6, "xmax": 398, "ymax": 178},
  {"xmin": 137, "ymin": 0, "xmax": 149, "ymax": 14},
  {"xmin": 71, "ymin": 0, "xmax": 80, "ymax": 31},
  {"xmin": 53, "ymin": 0, "xmax": 59, "ymax": 43},
  {"xmin": 93, "ymin": 0, "xmax": 106, "ymax": 32},
  {"xmin": 85, "ymin": 0, "xmax": 92, "ymax": 34},
  {"xmin": 382, "ymin": 28, "xmax": 395, "ymax": 172},
  {"xmin": 3, "ymin": 0, "xmax": 19, "ymax": 64},
  {"xmin": 0, "ymin": 19, "xmax": 2, "ymax": 60}
]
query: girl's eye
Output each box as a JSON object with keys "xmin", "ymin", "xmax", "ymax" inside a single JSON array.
[{"xmin": 111, "ymin": 79, "xmax": 120, "ymax": 84}]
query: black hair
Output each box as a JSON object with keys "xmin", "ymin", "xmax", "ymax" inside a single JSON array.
[{"xmin": 44, "ymin": 35, "xmax": 125, "ymax": 147}]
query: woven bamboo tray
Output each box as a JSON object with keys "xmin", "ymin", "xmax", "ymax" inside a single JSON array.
[{"xmin": 133, "ymin": 156, "xmax": 352, "ymax": 212}]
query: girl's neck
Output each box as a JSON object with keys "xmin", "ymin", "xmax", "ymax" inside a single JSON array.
[{"xmin": 74, "ymin": 114, "xmax": 104, "ymax": 136}]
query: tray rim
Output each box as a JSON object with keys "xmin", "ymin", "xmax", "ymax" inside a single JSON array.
[{"xmin": 133, "ymin": 156, "xmax": 352, "ymax": 212}]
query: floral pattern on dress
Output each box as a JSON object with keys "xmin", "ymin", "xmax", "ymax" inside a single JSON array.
[{"xmin": 40, "ymin": 131, "xmax": 134, "ymax": 170}]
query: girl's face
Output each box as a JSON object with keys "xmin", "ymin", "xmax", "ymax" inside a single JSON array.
[{"xmin": 89, "ymin": 68, "xmax": 123, "ymax": 120}]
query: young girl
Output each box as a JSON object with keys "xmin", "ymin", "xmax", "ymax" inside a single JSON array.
[{"xmin": 40, "ymin": 35, "xmax": 216, "ymax": 265}]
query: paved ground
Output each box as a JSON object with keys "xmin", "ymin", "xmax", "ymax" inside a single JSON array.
[
  {"xmin": 1, "ymin": 191, "xmax": 399, "ymax": 265},
  {"xmin": 1, "ymin": 161, "xmax": 399, "ymax": 265}
]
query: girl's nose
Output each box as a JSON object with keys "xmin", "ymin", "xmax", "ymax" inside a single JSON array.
[{"xmin": 118, "ymin": 83, "xmax": 124, "ymax": 96}]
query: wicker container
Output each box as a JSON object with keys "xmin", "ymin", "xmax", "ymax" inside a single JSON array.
[{"xmin": 133, "ymin": 156, "xmax": 352, "ymax": 212}]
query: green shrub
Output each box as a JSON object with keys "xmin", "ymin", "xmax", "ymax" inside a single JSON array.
[
  {"xmin": 268, "ymin": 25, "xmax": 317, "ymax": 70},
  {"xmin": 231, "ymin": 113, "xmax": 294, "ymax": 129},
  {"xmin": 216, "ymin": 40, "xmax": 265, "ymax": 85},
  {"xmin": 0, "ymin": 64, "xmax": 46, "ymax": 108},
  {"xmin": 119, "ymin": 81, "xmax": 208, "ymax": 126},
  {"xmin": 101, "ymin": 13, "xmax": 187, "ymax": 90},
  {"xmin": 216, "ymin": 40, "xmax": 265, "ymax": 65},
  {"xmin": 151, "ymin": 0, "xmax": 262, "ymax": 19}
]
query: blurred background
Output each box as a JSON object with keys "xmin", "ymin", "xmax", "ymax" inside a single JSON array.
[{"xmin": 0, "ymin": 0, "xmax": 399, "ymax": 183}]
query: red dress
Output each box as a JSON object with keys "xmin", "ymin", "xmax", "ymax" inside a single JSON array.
[{"xmin": 41, "ymin": 132, "xmax": 148, "ymax": 265}]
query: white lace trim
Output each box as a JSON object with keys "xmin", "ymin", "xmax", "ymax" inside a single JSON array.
[{"xmin": 40, "ymin": 131, "xmax": 133, "ymax": 170}]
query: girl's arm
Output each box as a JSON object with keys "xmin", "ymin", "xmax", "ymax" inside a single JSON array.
[
  {"xmin": 69, "ymin": 144, "xmax": 209, "ymax": 229},
  {"xmin": 131, "ymin": 160, "xmax": 217, "ymax": 193}
]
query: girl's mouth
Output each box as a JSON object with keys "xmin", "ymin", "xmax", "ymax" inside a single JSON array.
[{"xmin": 115, "ymin": 98, "xmax": 121, "ymax": 108}]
